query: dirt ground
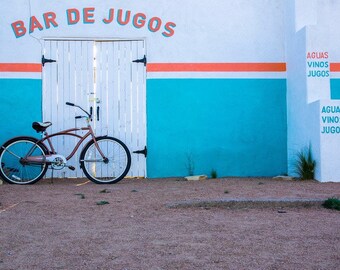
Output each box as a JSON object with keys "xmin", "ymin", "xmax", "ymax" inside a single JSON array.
[{"xmin": 0, "ymin": 177, "xmax": 339, "ymax": 270}]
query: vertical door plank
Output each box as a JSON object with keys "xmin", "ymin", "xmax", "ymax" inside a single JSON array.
[
  {"xmin": 130, "ymin": 41, "xmax": 140, "ymax": 176},
  {"xmin": 112, "ymin": 42, "xmax": 121, "ymax": 141},
  {"xmin": 107, "ymin": 42, "xmax": 115, "ymax": 138}
]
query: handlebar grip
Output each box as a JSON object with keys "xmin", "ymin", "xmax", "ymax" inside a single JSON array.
[
  {"xmin": 66, "ymin": 102, "xmax": 75, "ymax": 106},
  {"xmin": 75, "ymin": 116, "xmax": 82, "ymax": 119}
]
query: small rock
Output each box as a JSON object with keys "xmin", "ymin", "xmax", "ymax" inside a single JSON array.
[
  {"xmin": 99, "ymin": 189, "xmax": 111, "ymax": 193},
  {"xmin": 185, "ymin": 175, "xmax": 207, "ymax": 181},
  {"xmin": 75, "ymin": 193, "xmax": 85, "ymax": 199},
  {"xmin": 273, "ymin": 175, "xmax": 294, "ymax": 180}
]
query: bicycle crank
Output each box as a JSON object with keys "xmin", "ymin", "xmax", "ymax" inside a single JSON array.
[{"xmin": 46, "ymin": 154, "xmax": 67, "ymax": 170}]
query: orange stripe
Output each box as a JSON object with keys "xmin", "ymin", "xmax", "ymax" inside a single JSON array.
[
  {"xmin": 147, "ymin": 63, "xmax": 287, "ymax": 72},
  {"xmin": 330, "ymin": 63, "xmax": 340, "ymax": 72},
  {"xmin": 1, "ymin": 62, "xmax": 338, "ymax": 73},
  {"xmin": 0, "ymin": 63, "xmax": 42, "ymax": 72}
]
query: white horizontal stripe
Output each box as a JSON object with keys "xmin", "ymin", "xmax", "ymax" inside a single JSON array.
[
  {"xmin": 331, "ymin": 72, "xmax": 340, "ymax": 79},
  {"xmin": 0, "ymin": 73, "xmax": 42, "ymax": 79},
  {"xmin": 147, "ymin": 71, "xmax": 287, "ymax": 79}
]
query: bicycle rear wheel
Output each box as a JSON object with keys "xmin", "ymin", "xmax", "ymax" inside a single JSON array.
[
  {"xmin": 80, "ymin": 136, "xmax": 131, "ymax": 184},
  {"xmin": 0, "ymin": 137, "xmax": 48, "ymax": 184}
]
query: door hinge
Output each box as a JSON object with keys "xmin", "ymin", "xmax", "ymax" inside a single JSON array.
[
  {"xmin": 42, "ymin": 55, "xmax": 56, "ymax": 66},
  {"xmin": 132, "ymin": 55, "xmax": 147, "ymax": 66},
  {"xmin": 133, "ymin": 146, "xmax": 147, "ymax": 158}
]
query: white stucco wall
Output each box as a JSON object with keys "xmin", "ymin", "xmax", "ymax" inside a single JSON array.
[
  {"xmin": 286, "ymin": 0, "xmax": 340, "ymax": 182},
  {"xmin": 1, "ymin": 0, "xmax": 286, "ymax": 64}
]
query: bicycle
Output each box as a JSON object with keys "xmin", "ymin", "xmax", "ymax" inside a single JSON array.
[{"xmin": 0, "ymin": 102, "xmax": 131, "ymax": 185}]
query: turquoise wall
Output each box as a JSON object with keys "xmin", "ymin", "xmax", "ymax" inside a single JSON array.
[
  {"xmin": 0, "ymin": 79, "xmax": 42, "ymax": 145},
  {"xmin": 0, "ymin": 78, "xmax": 287, "ymax": 178},
  {"xmin": 331, "ymin": 79, "xmax": 340, "ymax": 99},
  {"xmin": 147, "ymin": 79, "xmax": 287, "ymax": 177}
]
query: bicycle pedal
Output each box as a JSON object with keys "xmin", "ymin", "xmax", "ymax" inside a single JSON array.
[{"xmin": 68, "ymin": 166, "xmax": 75, "ymax": 171}]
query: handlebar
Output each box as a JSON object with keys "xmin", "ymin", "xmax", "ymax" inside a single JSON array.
[{"xmin": 66, "ymin": 102, "xmax": 92, "ymax": 121}]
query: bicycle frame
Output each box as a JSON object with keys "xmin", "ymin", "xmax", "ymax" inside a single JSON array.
[{"xmin": 24, "ymin": 119, "xmax": 106, "ymax": 165}]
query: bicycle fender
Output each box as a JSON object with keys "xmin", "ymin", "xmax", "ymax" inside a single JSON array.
[
  {"xmin": 82, "ymin": 136, "xmax": 110, "ymax": 150},
  {"xmin": 2, "ymin": 136, "xmax": 39, "ymax": 144}
]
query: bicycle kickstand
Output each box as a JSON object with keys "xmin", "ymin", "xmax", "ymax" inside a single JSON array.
[{"xmin": 50, "ymin": 168, "xmax": 54, "ymax": 184}]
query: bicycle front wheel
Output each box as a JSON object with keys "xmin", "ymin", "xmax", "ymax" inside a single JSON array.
[
  {"xmin": 0, "ymin": 137, "xmax": 48, "ymax": 184},
  {"xmin": 80, "ymin": 136, "xmax": 131, "ymax": 184}
]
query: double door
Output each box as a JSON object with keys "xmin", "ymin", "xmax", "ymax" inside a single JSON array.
[{"xmin": 42, "ymin": 39, "xmax": 147, "ymax": 178}]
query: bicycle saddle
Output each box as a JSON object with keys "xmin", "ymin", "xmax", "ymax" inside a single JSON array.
[{"xmin": 32, "ymin": 122, "xmax": 52, "ymax": 133}]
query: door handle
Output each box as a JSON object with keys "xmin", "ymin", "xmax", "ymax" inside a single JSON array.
[{"xmin": 97, "ymin": 106, "xmax": 100, "ymax": 121}]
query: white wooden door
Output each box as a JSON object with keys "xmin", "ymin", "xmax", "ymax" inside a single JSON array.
[{"xmin": 42, "ymin": 39, "xmax": 146, "ymax": 178}]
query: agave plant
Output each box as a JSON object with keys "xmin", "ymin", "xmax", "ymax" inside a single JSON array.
[
  {"xmin": 323, "ymin": 198, "xmax": 340, "ymax": 211},
  {"xmin": 294, "ymin": 144, "xmax": 316, "ymax": 180}
]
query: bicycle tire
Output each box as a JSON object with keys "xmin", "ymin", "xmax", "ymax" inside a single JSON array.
[
  {"xmin": 79, "ymin": 136, "xmax": 131, "ymax": 184},
  {"xmin": 0, "ymin": 136, "xmax": 49, "ymax": 184}
]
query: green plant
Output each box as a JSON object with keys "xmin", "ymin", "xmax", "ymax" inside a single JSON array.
[
  {"xmin": 323, "ymin": 198, "xmax": 340, "ymax": 211},
  {"xmin": 185, "ymin": 153, "xmax": 195, "ymax": 176},
  {"xmin": 96, "ymin": 201, "xmax": 110, "ymax": 205},
  {"xmin": 211, "ymin": 169, "xmax": 217, "ymax": 179},
  {"xmin": 294, "ymin": 144, "xmax": 316, "ymax": 180}
]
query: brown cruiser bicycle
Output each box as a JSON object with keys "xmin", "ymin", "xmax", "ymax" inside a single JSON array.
[{"xmin": 0, "ymin": 102, "xmax": 131, "ymax": 185}]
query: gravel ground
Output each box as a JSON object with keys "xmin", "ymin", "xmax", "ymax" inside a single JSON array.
[{"xmin": 0, "ymin": 177, "xmax": 339, "ymax": 270}]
